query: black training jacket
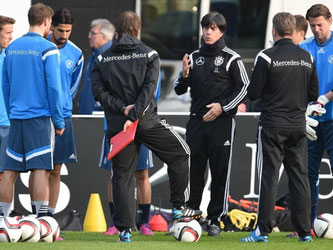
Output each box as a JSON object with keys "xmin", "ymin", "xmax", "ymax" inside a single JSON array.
[
  {"xmin": 248, "ymin": 38, "xmax": 319, "ymax": 128},
  {"xmin": 91, "ymin": 34, "xmax": 160, "ymax": 132},
  {"xmin": 173, "ymin": 37, "xmax": 249, "ymax": 118}
]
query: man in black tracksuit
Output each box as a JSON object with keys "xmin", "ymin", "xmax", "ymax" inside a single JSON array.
[
  {"xmin": 174, "ymin": 12, "xmax": 249, "ymax": 236},
  {"xmin": 91, "ymin": 11, "xmax": 201, "ymax": 242},
  {"xmin": 240, "ymin": 12, "xmax": 319, "ymax": 243}
]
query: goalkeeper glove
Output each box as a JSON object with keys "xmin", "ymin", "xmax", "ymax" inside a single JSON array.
[
  {"xmin": 306, "ymin": 115, "xmax": 319, "ymax": 141},
  {"xmin": 306, "ymin": 95, "xmax": 328, "ymax": 117}
]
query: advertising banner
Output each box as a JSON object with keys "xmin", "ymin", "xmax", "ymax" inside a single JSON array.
[{"xmin": 12, "ymin": 113, "xmax": 333, "ymax": 227}]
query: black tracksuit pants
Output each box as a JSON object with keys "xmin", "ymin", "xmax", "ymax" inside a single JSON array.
[
  {"xmin": 110, "ymin": 119, "xmax": 190, "ymax": 231},
  {"xmin": 186, "ymin": 116, "xmax": 235, "ymax": 221},
  {"xmin": 256, "ymin": 126, "xmax": 311, "ymax": 237}
]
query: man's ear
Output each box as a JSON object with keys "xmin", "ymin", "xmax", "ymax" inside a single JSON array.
[{"xmin": 43, "ymin": 17, "xmax": 50, "ymax": 27}]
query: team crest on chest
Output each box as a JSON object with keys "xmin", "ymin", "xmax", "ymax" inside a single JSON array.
[
  {"xmin": 214, "ymin": 56, "xmax": 224, "ymax": 66},
  {"xmin": 328, "ymin": 55, "xmax": 333, "ymax": 64},
  {"xmin": 196, "ymin": 56, "xmax": 205, "ymax": 65},
  {"xmin": 65, "ymin": 59, "xmax": 74, "ymax": 69}
]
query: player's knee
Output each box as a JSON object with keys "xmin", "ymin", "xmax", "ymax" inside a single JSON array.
[
  {"xmin": 50, "ymin": 164, "xmax": 62, "ymax": 177},
  {"xmin": 49, "ymin": 169, "xmax": 61, "ymax": 179},
  {"xmin": 135, "ymin": 170, "xmax": 148, "ymax": 183}
]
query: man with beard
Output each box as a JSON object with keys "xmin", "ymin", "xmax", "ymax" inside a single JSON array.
[
  {"xmin": 42, "ymin": 8, "xmax": 83, "ymax": 218},
  {"xmin": 299, "ymin": 3, "xmax": 333, "ymax": 233}
]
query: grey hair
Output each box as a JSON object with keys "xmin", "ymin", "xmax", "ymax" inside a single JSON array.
[{"xmin": 91, "ymin": 18, "xmax": 115, "ymax": 40}]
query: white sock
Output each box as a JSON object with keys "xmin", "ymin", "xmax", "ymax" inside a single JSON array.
[
  {"xmin": 254, "ymin": 227, "xmax": 261, "ymax": 236},
  {"xmin": 0, "ymin": 202, "xmax": 11, "ymax": 217}
]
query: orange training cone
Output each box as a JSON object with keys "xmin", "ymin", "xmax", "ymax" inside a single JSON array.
[
  {"xmin": 83, "ymin": 193, "xmax": 107, "ymax": 232},
  {"xmin": 149, "ymin": 213, "xmax": 168, "ymax": 232}
]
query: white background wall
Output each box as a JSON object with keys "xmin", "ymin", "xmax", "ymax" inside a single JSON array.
[{"xmin": 0, "ymin": 0, "xmax": 31, "ymax": 40}]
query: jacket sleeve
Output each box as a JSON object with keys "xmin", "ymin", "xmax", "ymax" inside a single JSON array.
[
  {"xmin": 127, "ymin": 50, "xmax": 160, "ymax": 121},
  {"xmin": 154, "ymin": 71, "xmax": 161, "ymax": 101},
  {"xmin": 2, "ymin": 54, "xmax": 10, "ymax": 116},
  {"xmin": 307, "ymin": 56, "xmax": 319, "ymax": 102},
  {"xmin": 247, "ymin": 52, "xmax": 270, "ymax": 101},
  {"xmin": 91, "ymin": 59, "xmax": 127, "ymax": 113},
  {"xmin": 173, "ymin": 71, "xmax": 190, "ymax": 95},
  {"xmin": 220, "ymin": 56, "xmax": 249, "ymax": 112},
  {"xmin": 70, "ymin": 53, "xmax": 84, "ymax": 99},
  {"xmin": 44, "ymin": 47, "xmax": 64, "ymax": 129}
]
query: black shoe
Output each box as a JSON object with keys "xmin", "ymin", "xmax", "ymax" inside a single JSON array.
[
  {"xmin": 172, "ymin": 206, "xmax": 202, "ymax": 220},
  {"xmin": 208, "ymin": 224, "xmax": 221, "ymax": 236}
]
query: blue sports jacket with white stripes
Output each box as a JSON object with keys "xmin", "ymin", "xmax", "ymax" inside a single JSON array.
[
  {"xmin": 299, "ymin": 32, "xmax": 333, "ymax": 122},
  {"xmin": 47, "ymin": 35, "xmax": 84, "ymax": 118},
  {"xmin": 2, "ymin": 32, "xmax": 64, "ymax": 129}
]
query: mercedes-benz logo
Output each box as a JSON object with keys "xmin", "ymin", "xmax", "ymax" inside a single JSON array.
[{"xmin": 196, "ymin": 56, "xmax": 205, "ymax": 65}]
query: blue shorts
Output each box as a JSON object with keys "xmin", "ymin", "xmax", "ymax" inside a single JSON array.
[
  {"xmin": 5, "ymin": 118, "xmax": 54, "ymax": 171},
  {"xmin": 308, "ymin": 121, "xmax": 333, "ymax": 208},
  {"xmin": 53, "ymin": 117, "xmax": 77, "ymax": 164},
  {"xmin": 99, "ymin": 133, "xmax": 153, "ymax": 171},
  {"xmin": 0, "ymin": 126, "xmax": 10, "ymax": 173}
]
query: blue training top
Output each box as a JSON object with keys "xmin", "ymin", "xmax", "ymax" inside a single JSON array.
[
  {"xmin": 47, "ymin": 35, "xmax": 84, "ymax": 118},
  {"xmin": 78, "ymin": 40, "xmax": 112, "ymax": 114},
  {"xmin": 0, "ymin": 48, "xmax": 10, "ymax": 127},
  {"xmin": 2, "ymin": 32, "xmax": 64, "ymax": 129},
  {"xmin": 299, "ymin": 31, "xmax": 333, "ymax": 122}
]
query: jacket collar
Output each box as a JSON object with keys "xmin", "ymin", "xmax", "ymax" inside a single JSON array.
[
  {"xmin": 199, "ymin": 37, "xmax": 226, "ymax": 56},
  {"xmin": 274, "ymin": 38, "xmax": 293, "ymax": 46},
  {"xmin": 111, "ymin": 33, "xmax": 142, "ymax": 53},
  {"xmin": 94, "ymin": 40, "xmax": 112, "ymax": 55}
]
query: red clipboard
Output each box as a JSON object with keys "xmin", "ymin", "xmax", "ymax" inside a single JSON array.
[{"xmin": 107, "ymin": 120, "xmax": 139, "ymax": 160}]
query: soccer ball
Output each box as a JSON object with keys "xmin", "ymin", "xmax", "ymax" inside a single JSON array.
[
  {"xmin": 12, "ymin": 215, "xmax": 24, "ymax": 221},
  {"xmin": 0, "ymin": 217, "xmax": 22, "ymax": 242},
  {"xmin": 39, "ymin": 216, "xmax": 60, "ymax": 242},
  {"xmin": 313, "ymin": 213, "xmax": 333, "ymax": 238},
  {"xmin": 172, "ymin": 219, "xmax": 202, "ymax": 242},
  {"xmin": 20, "ymin": 216, "xmax": 41, "ymax": 242}
]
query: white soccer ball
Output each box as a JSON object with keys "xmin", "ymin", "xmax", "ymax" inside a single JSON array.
[
  {"xmin": 313, "ymin": 213, "xmax": 333, "ymax": 238},
  {"xmin": 172, "ymin": 219, "xmax": 202, "ymax": 242},
  {"xmin": 12, "ymin": 215, "xmax": 24, "ymax": 222},
  {"xmin": 19, "ymin": 216, "xmax": 41, "ymax": 242},
  {"xmin": 0, "ymin": 217, "xmax": 22, "ymax": 242},
  {"xmin": 39, "ymin": 216, "xmax": 60, "ymax": 242}
]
